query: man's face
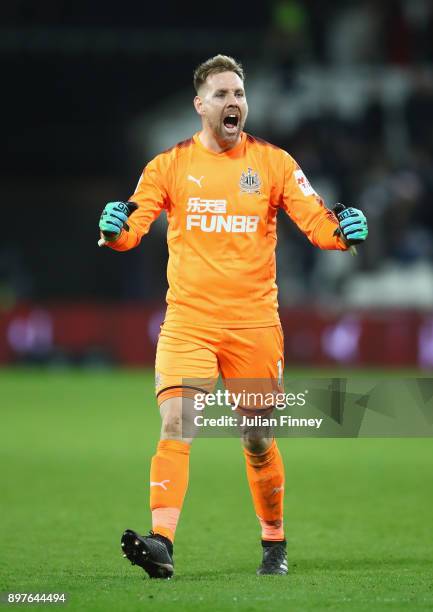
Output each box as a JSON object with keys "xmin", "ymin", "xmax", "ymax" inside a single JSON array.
[{"xmin": 195, "ymin": 71, "xmax": 248, "ymax": 147}]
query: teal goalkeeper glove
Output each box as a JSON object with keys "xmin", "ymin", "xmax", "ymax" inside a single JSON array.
[
  {"xmin": 334, "ymin": 205, "xmax": 368, "ymax": 246},
  {"xmin": 99, "ymin": 201, "xmax": 138, "ymax": 243},
  {"xmin": 99, "ymin": 202, "xmax": 129, "ymax": 241}
]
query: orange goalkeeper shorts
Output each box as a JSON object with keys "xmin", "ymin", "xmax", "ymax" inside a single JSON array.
[{"xmin": 155, "ymin": 323, "xmax": 284, "ymax": 408}]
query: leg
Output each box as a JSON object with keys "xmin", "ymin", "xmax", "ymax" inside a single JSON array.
[
  {"xmin": 241, "ymin": 430, "xmax": 285, "ymax": 542},
  {"xmin": 241, "ymin": 430, "xmax": 287, "ymax": 575},
  {"xmin": 121, "ymin": 324, "xmax": 219, "ymax": 579},
  {"xmin": 150, "ymin": 396, "xmax": 196, "ymax": 543},
  {"xmin": 150, "ymin": 324, "xmax": 219, "ymax": 543},
  {"xmin": 121, "ymin": 396, "xmax": 198, "ymax": 580}
]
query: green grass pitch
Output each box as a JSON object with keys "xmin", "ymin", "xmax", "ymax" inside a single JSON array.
[{"xmin": 1, "ymin": 368, "xmax": 432, "ymax": 611}]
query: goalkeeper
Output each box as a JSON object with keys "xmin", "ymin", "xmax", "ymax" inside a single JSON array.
[{"xmin": 98, "ymin": 54, "xmax": 368, "ymax": 579}]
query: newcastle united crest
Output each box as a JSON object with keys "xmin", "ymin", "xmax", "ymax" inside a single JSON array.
[{"xmin": 240, "ymin": 167, "xmax": 261, "ymax": 194}]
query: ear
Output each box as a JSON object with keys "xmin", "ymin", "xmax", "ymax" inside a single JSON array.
[{"xmin": 194, "ymin": 95, "xmax": 204, "ymax": 116}]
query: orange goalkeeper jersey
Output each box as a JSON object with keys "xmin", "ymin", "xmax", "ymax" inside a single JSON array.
[{"xmin": 108, "ymin": 132, "xmax": 347, "ymax": 327}]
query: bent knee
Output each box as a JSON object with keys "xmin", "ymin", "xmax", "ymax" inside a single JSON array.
[
  {"xmin": 159, "ymin": 397, "xmax": 194, "ymax": 442},
  {"xmin": 161, "ymin": 412, "xmax": 182, "ymax": 438},
  {"xmin": 242, "ymin": 432, "xmax": 273, "ymax": 454}
]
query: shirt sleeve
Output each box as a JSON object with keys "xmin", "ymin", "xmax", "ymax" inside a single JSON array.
[
  {"xmin": 279, "ymin": 152, "xmax": 348, "ymax": 251},
  {"xmin": 106, "ymin": 153, "xmax": 170, "ymax": 252}
]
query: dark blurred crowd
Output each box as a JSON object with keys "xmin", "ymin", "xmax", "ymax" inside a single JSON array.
[
  {"xmin": 262, "ymin": 1, "xmax": 433, "ymax": 303},
  {"xmin": 4, "ymin": 0, "xmax": 433, "ymax": 64},
  {"xmin": 269, "ymin": 68, "xmax": 433, "ymax": 271},
  {"xmin": 267, "ymin": 0, "xmax": 433, "ymax": 67}
]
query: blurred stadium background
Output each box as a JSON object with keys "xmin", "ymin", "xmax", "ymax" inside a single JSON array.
[{"xmin": 2, "ymin": 0, "xmax": 433, "ymax": 370}]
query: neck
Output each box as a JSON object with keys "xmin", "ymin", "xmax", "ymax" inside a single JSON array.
[{"xmin": 198, "ymin": 128, "xmax": 241, "ymax": 153}]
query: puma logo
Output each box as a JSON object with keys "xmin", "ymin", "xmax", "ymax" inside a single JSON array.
[
  {"xmin": 272, "ymin": 486, "xmax": 284, "ymax": 495},
  {"xmin": 188, "ymin": 174, "xmax": 204, "ymax": 188},
  {"xmin": 150, "ymin": 479, "xmax": 170, "ymax": 490}
]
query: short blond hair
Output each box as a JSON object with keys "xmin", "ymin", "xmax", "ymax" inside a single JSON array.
[{"xmin": 193, "ymin": 54, "xmax": 245, "ymax": 93}]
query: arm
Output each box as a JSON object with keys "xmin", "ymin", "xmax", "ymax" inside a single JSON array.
[
  {"xmin": 279, "ymin": 152, "xmax": 348, "ymax": 251},
  {"xmin": 102, "ymin": 154, "xmax": 170, "ymax": 252}
]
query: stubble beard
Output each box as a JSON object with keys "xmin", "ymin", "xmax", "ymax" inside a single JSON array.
[{"xmin": 213, "ymin": 116, "xmax": 245, "ymax": 148}]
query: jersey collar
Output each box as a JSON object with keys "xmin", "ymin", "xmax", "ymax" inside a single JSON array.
[{"xmin": 193, "ymin": 131, "xmax": 246, "ymax": 157}]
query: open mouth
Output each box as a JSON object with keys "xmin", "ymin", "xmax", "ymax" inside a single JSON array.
[{"xmin": 223, "ymin": 114, "xmax": 239, "ymax": 131}]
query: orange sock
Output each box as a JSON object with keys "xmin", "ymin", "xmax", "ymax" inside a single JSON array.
[
  {"xmin": 243, "ymin": 438, "xmax": 285, "ymax": 541},
  {"xmin": 150, "ymin": 439, "xmax": 190, "ymax": 543}
]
